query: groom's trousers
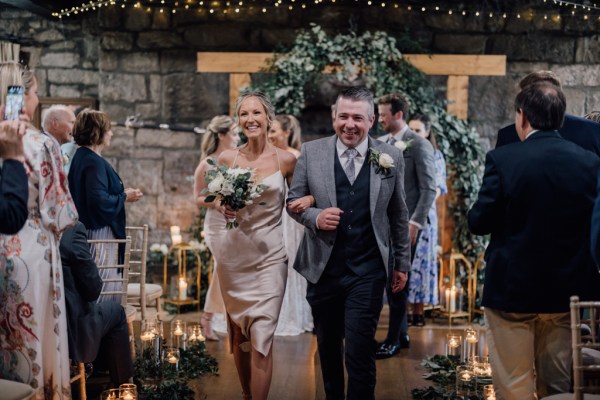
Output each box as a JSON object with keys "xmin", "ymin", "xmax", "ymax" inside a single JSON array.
[{"xmin": 307, "ymin": 267, "xmax": 386, "ymax": 400}]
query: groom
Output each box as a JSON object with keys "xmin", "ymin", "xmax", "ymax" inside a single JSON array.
[{"xmin": 287, "ymin": 86, "xmax": 411, "ymax": 400}]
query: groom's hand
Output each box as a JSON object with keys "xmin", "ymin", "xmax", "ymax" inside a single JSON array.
[
  {"xmin": 316, "ymin": 207, "xmax": 343, "ymax": 230},
  {"xmin": 391, "ymin": 271, "xmax": 408, "ymax": 293}
]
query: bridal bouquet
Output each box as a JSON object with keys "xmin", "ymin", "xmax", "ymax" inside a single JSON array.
[{"xmin": 203, "ymin": 159, "xmax": 267, "ymax": 229}]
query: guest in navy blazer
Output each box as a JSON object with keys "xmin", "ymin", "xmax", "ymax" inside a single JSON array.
[
  {"xmin": 68, "ymin": 110, "xmax": 142, "ymax": 301},
  {"xmin": 0, "ymin": 119, "xmax": 28, "ymax": 234},
  {"xmin": 60, "ymin": 221, "xmax": 133, "ymax": 387},
  {"xmin": 469, "ymin": 83, "xmax": 600, "ymax": 399},
  {"xmin": 495, "ymin": 71, "xmax": 600, "ymax": 155}
]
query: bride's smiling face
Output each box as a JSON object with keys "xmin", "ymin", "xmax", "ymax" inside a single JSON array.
[{"xmin": 238, "ymin": 96, "xmax": 269, "ymax": 139}]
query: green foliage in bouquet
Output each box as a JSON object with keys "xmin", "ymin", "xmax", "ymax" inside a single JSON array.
[
  {"xmin": 256, "ymin": 24, "xmax": 488, "ymax": 259},
  {"xmin": 203, "ymin": 159, "xmax": 267, "ymax": 229}
]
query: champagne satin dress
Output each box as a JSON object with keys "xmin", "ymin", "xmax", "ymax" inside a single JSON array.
[{"xmin": 217, "ymin": 151, "xmax": 288, "ymax": 356}]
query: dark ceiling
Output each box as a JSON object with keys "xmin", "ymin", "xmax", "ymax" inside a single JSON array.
[
  {"xmin": 0, "ymin": 0, "xmax": 78, "ymax": 17},
  {"xmin": 0, "ymin": 0, "xmax": 531, "ymax": 19}
]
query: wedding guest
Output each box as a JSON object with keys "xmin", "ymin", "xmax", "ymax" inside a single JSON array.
[
  {"xmin": 287, "ymin": 86, "xmax": 410, "ymax": 400},
  {"xmin": 407, "ymin": 113, "xmax": 447, "ymax": 326},
  {"xmin": 496, "ymin": 71, "xmax": 600, "ymax": 155},
  {"xmin": 216, "ymin": 91, "xmax": 298, "ymax": 400},
  {"xmin": 0, "ymin": 61, "xmax": 78, "ymax": 398},
  {"xmin": 376, "ymin": 93, "xmax": 436, "ymax": 357},
  {"xmin": 268, "ymin": 114, "xmax": 301, "ymax": 157},
  {"xmin": 60, "ymin": 221, "xmax": 133, "ymax": 388},
  {"xmin": 193, "ymin": 115, "xmax": 240, "ymax": 340},
  {"xmin": 469, "ymin": 82, "xmax": 600, "ymax": 399},
  {"xmin": 41, "ymin": 104, "xmax": 76, "ymax": 146},
  {"xmin": 68, "ymin": 110, "xmax": 143, "ymax": 302},
  {"xmin": 268, "ymin": 114, "xmax": 314, "ymax": 335},
  {"xmin": 0, "ymin": 117, "xmax": 28, "ymax": 234}
]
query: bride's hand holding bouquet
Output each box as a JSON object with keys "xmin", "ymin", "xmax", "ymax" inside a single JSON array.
[{"xmin": 203, "ymin": 158, "xmax": 267, "ymax": 229}]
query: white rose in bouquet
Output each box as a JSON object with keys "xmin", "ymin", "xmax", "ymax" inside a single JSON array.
[
  {"xmin": 220, "ymin": 181, "xmax": 235, "ymax": 196},
  {"xmin": 207, "ymin": 173, "xmax": 225, "ymax": 193}
]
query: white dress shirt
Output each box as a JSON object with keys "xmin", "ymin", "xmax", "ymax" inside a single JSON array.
[{"xmin": 336, "ymin": 137, "xmax": 369, "ymax": 182}]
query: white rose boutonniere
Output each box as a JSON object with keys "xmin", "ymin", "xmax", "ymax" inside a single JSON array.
[
  {"xmin": 394, "ymin": 139, "xmax": 413, "ymax": 152},
  {"xmin": 368, "ymin": 148, "xmax": 395, "ymax": 176}
]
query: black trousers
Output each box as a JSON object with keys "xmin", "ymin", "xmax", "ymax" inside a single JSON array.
[
  {"xmin": 93, "ymin": 302, "xmax": 133, "ymax": 386},
  {"xmin": 307, "ymin": 267, "xmax": 386, "ymax": 400}
]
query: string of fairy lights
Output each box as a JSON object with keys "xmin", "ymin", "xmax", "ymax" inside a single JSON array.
[{"xmin": 51, "ymin": 0, "xmax": 600, "ymax": 21}]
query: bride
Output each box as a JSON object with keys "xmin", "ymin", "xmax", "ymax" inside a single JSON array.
[{"xmin": 269, "ymin": 114, "xmax": 313, "ymax": 335}]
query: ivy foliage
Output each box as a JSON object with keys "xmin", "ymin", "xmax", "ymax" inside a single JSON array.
[{"xmin": 257, "ymin": 24, "xmax": 488, "ymax": 258}]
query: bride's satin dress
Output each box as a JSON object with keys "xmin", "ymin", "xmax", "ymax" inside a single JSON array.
[{"xmin": 217, "ymin": 170, "xmax": 288, "ymax": 355}]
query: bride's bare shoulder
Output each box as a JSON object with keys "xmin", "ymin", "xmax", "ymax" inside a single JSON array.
[{"xmin": 217, "ymin": 149, "xmax": 237, "ymax": 166}]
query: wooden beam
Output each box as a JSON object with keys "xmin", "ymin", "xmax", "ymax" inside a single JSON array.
[
  {"xmin": 229, "ymin": 73, "xmax": 251, "ymax": 116},
  {"xmin": 197, "ymin": 52, "xmax": 506, "ymax": 76},
  {"xmin": 403, "ymin": 54, "xmax": 506, "ymax": 76},
  {"xmin": 446, "ymin": 75, "xmax": 469, "ymax": 119},
  {"xmin": 198, "ymin": 52, "xmax": 273, "ymax": 74}
]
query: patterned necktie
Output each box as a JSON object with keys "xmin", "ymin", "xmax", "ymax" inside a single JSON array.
[
  {"xmin": 343, "ymin": 148, "xmax": 359, "ymax": 184},
  {"xmin": 387, "ymin": 136, "xmax": 397, "ymax": 145}
]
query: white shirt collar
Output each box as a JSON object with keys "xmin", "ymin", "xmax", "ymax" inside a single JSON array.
[
  {"xmin": 525, "ymin": 129, "xmax": 539, "ymax": 140},
  {"xmin": 336, "ymin": 136, "xmax": 369, "ymax": 157}
]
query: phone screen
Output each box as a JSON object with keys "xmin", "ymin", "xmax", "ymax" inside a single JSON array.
[{"xmin": 4, "ymin": 85, "xmax": 25, "ymax": 121}]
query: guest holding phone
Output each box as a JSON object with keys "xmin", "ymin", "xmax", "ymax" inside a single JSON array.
[
  {"xmin": 0, "ymin": 114, "xmax": 28, "ymax": 234},
  {"xmin": 69, "ymin": 110, "xmax": 143, "ymax": 303},
  {"xmin": 0, "ymin": 61, "xmax": 78, "ymax": 398}
]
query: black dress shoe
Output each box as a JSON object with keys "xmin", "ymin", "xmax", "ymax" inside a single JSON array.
[
  {"xmin": 376, "ymin": 343, "xmax": 401, "ymax": 359},
  {"xmin": 399, "ymin": 334, "xmax": 410, "ymax": 349},
  {"xmin": 413, "ymin": 314, "xmax": 425, "ymax": 327}
]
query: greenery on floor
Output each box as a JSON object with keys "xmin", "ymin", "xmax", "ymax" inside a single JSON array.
[
  {"xmin": 412, "ymin": 355, "xmax": 486, "ymax": 400},
  {"xmin": 256, "ymin": 24, "xmax": 488, "ymax": 260},
  {"xmin": 134, "ymin": 341, "xmax": 219, "ymax": 399}
]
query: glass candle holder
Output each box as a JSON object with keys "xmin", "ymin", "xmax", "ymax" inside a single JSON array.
[
  {"xmin": 456, "ymin": 365, "xmax": 476, "ymax": 397},
  {"xmin": 463, "ymin": 327, "xmax": 478, "ymax": 363},
  {"xmin": 187, "ymin": 324, "xmax": 205, "ymax": 345},
  {"xmin": 100, "ymin": 389, "xmax": 121, "ymax": 400},
  {"xmin": 483, "ymin": 384, "xmax": 496, "ymax": 400},
  {"xmin": 119, "ymin": 383, "xmax": 137, "ymax": 400},
  {"xmin": 446, "ymin": 334, "xmax": 462, "ymax": 358},
  {"xmin": 140, "ymin": 319, "xmax": 162, "ymax": 368},
  {"xmin": 171, "ymin": 319, "xmax": 187, "ymax": 350},
  {"xmin": 163, "ymin": 347, "xmax": 180, "ymax": 372}
]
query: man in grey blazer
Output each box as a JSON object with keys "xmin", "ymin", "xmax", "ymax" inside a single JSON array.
[
  {"xmin": 287, "ymin": 86, "xmax": 410, "ymax": 400},
  {"xmin": 376, "ymin": 93, "xmax": 437, "ymax": 358}
]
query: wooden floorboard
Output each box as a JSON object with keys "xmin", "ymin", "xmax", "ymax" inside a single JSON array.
[
  {"xmin": 89, "ymin": 307, "xmax": 485, "ymax": 399},
  {"xmin": 188, "ymin": 307, "xmax": 485, "ymax": 400}
]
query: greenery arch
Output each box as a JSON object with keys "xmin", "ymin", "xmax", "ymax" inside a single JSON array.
[{"xmin": 256, "ymin": 24, "xmax": 487, "ymax": 258}]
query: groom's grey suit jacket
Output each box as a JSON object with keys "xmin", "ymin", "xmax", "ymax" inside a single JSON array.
[
  {"xmin": 378, "ymin": 129, "xmax": 436, "ymax": 227},
  {"xmin": 287, "ymin": 135, "xmax": 411, "ymax": 284}
]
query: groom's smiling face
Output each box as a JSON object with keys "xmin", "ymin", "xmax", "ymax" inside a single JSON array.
[{"xmin": 334, "ymin": 97, "xmax": 375, "ymax": 148}]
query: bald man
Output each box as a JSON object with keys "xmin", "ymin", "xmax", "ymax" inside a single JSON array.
[{"xmin": 42, "ymin": 104, "xmax": 76, "ymax": 145}]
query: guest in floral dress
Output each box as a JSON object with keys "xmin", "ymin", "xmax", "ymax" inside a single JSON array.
[
  {"xmin": 407, "ymin": 114, "xmax": 447, "ymax": 326},
  {"xmin": 0, "ymin": 61, "xmax": 78, "ymax": 399}
]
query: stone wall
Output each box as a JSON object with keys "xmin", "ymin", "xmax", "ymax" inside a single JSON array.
[{"xmin": 1, "ymin": 3, "xmax": 599, "ymax": 241}]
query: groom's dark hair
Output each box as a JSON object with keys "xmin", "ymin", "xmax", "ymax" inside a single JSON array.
[{"xmin": 336, "ymin": 86, "xmax": 374, "ymax": 118}]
